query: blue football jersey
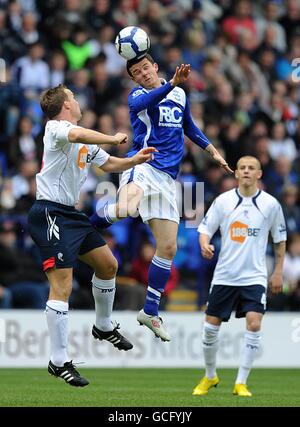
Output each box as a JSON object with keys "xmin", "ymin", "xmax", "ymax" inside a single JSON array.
[{"xmin": 127, "ymin": 81, "xmax": 210, "ymax": 179}]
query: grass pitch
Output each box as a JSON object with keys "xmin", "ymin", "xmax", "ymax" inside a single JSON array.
[{"xmin": 0, "ymin": 368, "xmax": 299, "ymax": 407}]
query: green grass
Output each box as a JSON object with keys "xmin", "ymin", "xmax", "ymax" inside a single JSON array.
[{"xmin": 0, "ymin": 368, "xmax": 299, "ymax": 407}]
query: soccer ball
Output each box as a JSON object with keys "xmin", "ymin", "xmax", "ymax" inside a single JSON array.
[{"xmin": 115, "ymin": 26, "xmax": 150, "ymax": 60}]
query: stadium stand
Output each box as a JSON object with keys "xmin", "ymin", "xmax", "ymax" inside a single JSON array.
[{"xmin": 0, "ymin": 0, "xmax": 299, "ymax": 311}]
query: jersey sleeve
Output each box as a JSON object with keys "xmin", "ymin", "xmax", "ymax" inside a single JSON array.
[
  {"xmin": 183, "ymin": 98, "xmax": 210, "ymax": 149},
  {"xmin": 90, "ymin": 146, "xmax": 110, "ymax": 167},
  {"xmin": 198, "ymin": 198, "xmax": 222, "ymax": 238},
  {"xmin": 270, "ymin": 202, "xmax": 287, "ymax": 243},
  {"xmin": 128, "ymin": 82, "xmax": 174, "ymax": 113},
  {"xmin": 52, "ymin": 121, "xmax": 80, "ymax": 148}
]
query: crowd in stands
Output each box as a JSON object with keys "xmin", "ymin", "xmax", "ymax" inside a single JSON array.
[{"xmin": 0, "ymin": 0, "xmax": 300, "ymax": 311}]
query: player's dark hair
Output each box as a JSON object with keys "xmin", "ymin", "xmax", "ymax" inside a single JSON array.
[
  {"xmin": 40, "ymin": 84, "xmax": 69, "ymax": 119},
  {"xmin": 126, "ymin": 54, "xmax": 155, "ymax": 77}
]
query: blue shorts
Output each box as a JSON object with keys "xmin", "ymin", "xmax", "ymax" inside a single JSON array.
[
  {"xmin": 28, "ymin": 200, "xmax": 106, "ymax": 271},
  {"xmin": 206, "ymin": 284, "xmax": 266, "ymax": 322}
]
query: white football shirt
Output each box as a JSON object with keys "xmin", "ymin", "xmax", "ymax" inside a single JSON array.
[
  {"xmin": 36, "ymin": 120, "xmax": 110, "ymax": 206},
  {"xmin": 198, "ymin": 188, "xmax": 287, "ymax": 288}
]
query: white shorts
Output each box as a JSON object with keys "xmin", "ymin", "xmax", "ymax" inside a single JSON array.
[{"xmin": 119, "ymin": 163, "xmax": 180, "ymax": 224}]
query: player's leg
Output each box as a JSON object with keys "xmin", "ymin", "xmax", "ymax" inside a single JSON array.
[
  {"xmin": 233, "ymin": 285, "xmax": 265, "ymax": 396},
  {"xmin": 45, "ymin": 267, "xmax": 72, "ymax": 366},
  {"xmin": 233, "ymin": 311, "xmax": 263, "ymax": 396},
  {"xmin": 136, "ymin": 219, "xmax": 178, "ymax": 341},
  {"xmin": 46, "ymin": 267, "xmax": 89, "ymax": 387},
  {"xmin": 192, "ymin": 315, "xmax": 222, "ymax": 395},
  {"xmin": 193, "ymin": 285, "xmax": 238, "ymax": 395},
  {"xmin": 89, "ymin": 182, "xmax": 144, "ymax": 228},
  {"xmin": 78, "ymin": 245, "xmax": 133, "ymax": 351}
]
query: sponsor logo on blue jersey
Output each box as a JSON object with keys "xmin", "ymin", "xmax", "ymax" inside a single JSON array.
[{"xmin": 158, "ymin": 106, "xmax": 183, "ymax": 128}]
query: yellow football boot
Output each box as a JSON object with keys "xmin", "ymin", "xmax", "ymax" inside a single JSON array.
[
  {"xmin": 233, "ymin": 383, "xmax": 252, "ymax": 397},
  {"xmin": 192, "ymin": 376, "xmax": 220, "ymax": 395}
]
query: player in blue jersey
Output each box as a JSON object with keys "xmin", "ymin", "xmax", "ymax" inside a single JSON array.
[{"xmin": 90, "ymin": 54, "xmax": 233, "ymax": 341}]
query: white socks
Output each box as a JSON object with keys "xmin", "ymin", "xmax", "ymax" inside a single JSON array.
[
  {"xmin": 106, "ymin": 203, "xmax": 119, "ymax": 223},
  {"xmin": 202, "ymin": 321, "xmax": 220, "ymax": 379},
  {"xmin": 46, "ymin": 300, "xmax": 69, "ymax": 367},
  {"xmin": 92, "ymin": 274, "xmax": 116, "ymax": 331},
  {"xmin": 236, "ymin": 330, "xmax": 261, "ymax": 384}
]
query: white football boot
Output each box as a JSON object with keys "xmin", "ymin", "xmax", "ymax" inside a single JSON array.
[{"xmin": 137, "ymin": 309, "xmax": 171, "ymax": 342}]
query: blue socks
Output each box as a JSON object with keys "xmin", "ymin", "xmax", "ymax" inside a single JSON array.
[{"xmin": 144, "ymin": 255, "xmax": 172, "ymax": 316}]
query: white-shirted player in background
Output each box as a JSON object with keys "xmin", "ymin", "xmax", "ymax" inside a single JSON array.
[
  {"xmin": 193, "ymin": 156, "xmax": 287, "ymax": 397},
  {"xmin": 28, "ymin": 84, "xmax": 156, "ymax": 387}
]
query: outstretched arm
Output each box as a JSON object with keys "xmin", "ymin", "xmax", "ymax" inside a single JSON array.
[
  {"xmin": 269, "ymin": 241, "xmax": 286, "ymax": 294},
  {"xmin": 183, "ymin": 98, "xmax": 233, "ymax": 174},
  {"xmin": 101, "ymin": 147, "xmax": 157, "ymax": 173},
  {"xmin": 68, "ymin": 128, "xmax": 128, "ymax": 146}
]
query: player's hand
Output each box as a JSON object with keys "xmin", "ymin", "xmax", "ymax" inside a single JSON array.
[
  {"xmin": 113, "ymin": 132, "xmax": 128, "ymax": 145},
  {"xmin": 132, "ymin": 147, "xmax": 158, "ymax": 165},
  {"xmin": 269, "ymin": 273, "xmax": 283, "ymax": 294},
  {"xmin": 201, "ymin": 244, "xmax": 215, "ymax": 260},
  {"xmin": 170, "ymin": 64, "xmax": 191, "ymax": 87},
  {"xmin": 212, "ymin": 153, "xmax": 234, "ymax": 174}
]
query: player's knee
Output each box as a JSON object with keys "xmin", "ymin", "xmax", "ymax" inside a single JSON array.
[
  {"xmin": 110, "ymin": 257, "xmax": 118, "ymax": 276},
  {"xmin": 100, "ymin": 257, "xmax": 118, "ymax": 278},
  {"xmin": 247, "ymin": 319, "xmax": 261, "ymax": 332},
  {"xmin": 162, "ymin": 242, "xmax": 177, "ymax": 259}
]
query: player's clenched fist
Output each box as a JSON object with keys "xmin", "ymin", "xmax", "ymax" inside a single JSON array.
[
  {"xmin": 113, "ymin": 132, "xmax": 128, "ymax": 145},
  {"xmin": 201, "ymin": 244, "xmax": 215, "ymax": 260}
]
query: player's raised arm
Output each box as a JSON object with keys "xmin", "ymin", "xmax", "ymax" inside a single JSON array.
[
  {"xmin": 127, "ymin": 55, "xmax": 191, "ymax": 113},
  {"xmin": 101, "ymin": 147, "xmax": 157, "ymax": 173},
  {"xmin": 68, "ymin": 128, "xmax": 128, "ymax": 146},
  {"xmin": 169, "ymin": 64, "xmax": 191, "ymax": 87}
]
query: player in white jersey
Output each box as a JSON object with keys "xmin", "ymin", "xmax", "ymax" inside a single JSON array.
[
  {"xmin": 192, "ymin": 156, "xmax": 287, "ymax": 397},
  {"xmin": 27, "ymin": 84, "xmax": 156, "ymax": 387},
  {"xmin": 90, "ymin": 56, "xmax": 233, "ymax": 342}
]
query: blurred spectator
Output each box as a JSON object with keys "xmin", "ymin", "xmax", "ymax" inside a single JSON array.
[
  {"xmin": 8, "ymin": 116, "xmax": 43, "ymax": 168},
  {"xmin": 268, "ymin": 121, "xmax": 298, "ymax": 162},
  {"xmin": 283, "ymin": 233, "xmax": 300, "ymax": 293},
  {"xmin": 62, "ymin": 27, "xmax": 97, "ymax": 70},
  {"xmin": 86, "ymin": 0, "xmax": 114, "ymax": 31},
  {"xmin": 264, "ymin": 156, "xmax": 298, "ymax": 197},
  {"xmin": 11, "ymin": 159, "xmax": 38, "ymax": 200},
  {"xmin": 281, "ymin": 185, "xmax": 300, "ymax": 234},
  {"xmin": 69, "ymin": 68, "xmax": 93, "ymax": 111},
  {"xmin": 221, "ymin": 0, "xmax": 257, "ymax": 46},
  {"xmin": 49, "ymin": 50, "xmax": 67, "ymax": 87},
  {"xmin": 279, "ymin": 0, "xmax": 300, "ymax": 45},
  {"xmin": 256, "ymin": 0, "xmax": 286, "ymax": 52},
  {"xmin": 0, "ymin": 220, "xmax": 49, "ymax": 308},
  {"xmin": 11, "ymin": 42, "xmax": 50, "ymax": 92},
  {"xmin": 92, "ymin": 25, "xmax": 126, "ymax": 76}
]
